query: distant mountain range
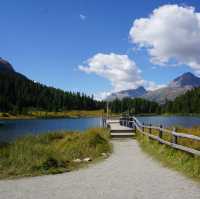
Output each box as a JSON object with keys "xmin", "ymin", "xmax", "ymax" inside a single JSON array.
[
  {"xmin": 107, "ymin": 86, "xmax": 147, "ymax": 100},
  {"xmin": 1, "ymin": 57, "xmax": 200, "ymax": 105},
  {"xmin": 107, "ymin": 72, "xmax": 200, "ymax": 104}
]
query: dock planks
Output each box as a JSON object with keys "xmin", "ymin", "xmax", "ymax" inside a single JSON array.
[{"xmin": 106, "ymin": 119, "xmax": 134, "ymax": 138}]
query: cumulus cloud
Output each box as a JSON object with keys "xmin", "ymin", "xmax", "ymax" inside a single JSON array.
[
  {"xmin": 79, "ymin": 53, "xmax": 144, "ymax": 92},
  {"xmin": 79, "ymin": 53, "xmax": 164, "ymax": 99},
  {"xmin": 143, "ymin": 80, "xmax": 165, "ymax": 91},
  {"xmin": 94, "ymin": 91, "xmax": 111, "ymax": 101},
  {"xmin": 129, "ymin": 4, "xmax": 200, "ymax": 74}
]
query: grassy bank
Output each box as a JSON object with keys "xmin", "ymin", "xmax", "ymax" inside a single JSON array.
[
  {"xmin": 137, "ymin": 127, "xmax": 200, "ymax": 181},
  {"xmin": 0, "ymin": 128, "xmax": 111, "ymax": 179},
  {"xmin": 0, "ymin": 110, "xmax": 104, "ymax": 120}
]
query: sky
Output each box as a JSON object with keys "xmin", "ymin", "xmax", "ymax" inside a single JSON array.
[{"xmin": 1, "ymin": 0, "xmax": 200, "ymax": 99}]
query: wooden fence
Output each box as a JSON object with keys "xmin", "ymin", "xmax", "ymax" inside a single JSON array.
[{"xmin": 120, "ymin": 116, "xmax": 200, "ymax": 156}]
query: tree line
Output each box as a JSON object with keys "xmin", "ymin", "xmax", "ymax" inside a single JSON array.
[
  {"xmin": 109, "ymin": 87, "xmax": 200, "ymax": 115},
  {"xmin": 162, "ymin": 87, "xmax": 200, "ymax": 114},
  {"xmin": 0, "ymin": 71, "xmax": 103, "ymax": 114},
  {"xmin": 109, "ymin": 98, "xmax": 160, "ymax": 114},
  {"xmin": 1, "ymin": 69, "xmax": 200, "ymax": 115}
]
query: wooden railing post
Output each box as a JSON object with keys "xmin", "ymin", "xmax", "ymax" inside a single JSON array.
[
  {"xmin": 126, "ymin": 116, "xmax": 128, "ymax": 126},
  {"xmin": 142, "ymin": 123, "xmax": 144, "ymax": 132},
  {"xmin": 172, "ymin": 127, "xmax": 178, "ymax": 144},
  {"xmin": 134, "ymin": 124, "xmax": 136, "ymax": 134},
  {"xmin": 129, "ymin": 117, "xmax": 133, "ymax": 128},
  {"xmin": 126, "ymin": 116, "xmax": 129, "ymax": 127},
  {"xmin": 149, "ymin": 124, "xmax": 152, "ymax": 134},
  {"xmin": 159, "ymin": 125, "xmax": 163, "ymax": 138},
  {"xmin": 124, "ymin": 116, "xmax": 126, "ymax": 126},
  {"xmin": 132, "ymin": 118, "xmax": 136, "ymax": 134}
]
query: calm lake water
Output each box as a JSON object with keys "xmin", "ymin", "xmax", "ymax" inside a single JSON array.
[
  {"xmin": 0, "ymin": 117, "xmax": 102, "ymax": 143},
  {"xmin": 136, "ymin": 116, "xmax": 200, "ymax": 128},
  {"xmin": 0, "ymin": 116, "xmax": 200, "ymax": 143}
]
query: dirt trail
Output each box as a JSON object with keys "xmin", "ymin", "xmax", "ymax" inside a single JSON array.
[{"xmin": 0, "ymin": 139, "xmax": 199, "ymax": 199}]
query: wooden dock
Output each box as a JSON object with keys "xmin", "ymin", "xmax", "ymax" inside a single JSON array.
[{"xmin": 106, "ymin": 119, "xmax": 134, "ymax": 138}]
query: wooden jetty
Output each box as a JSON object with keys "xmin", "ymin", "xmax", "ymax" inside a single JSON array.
[{"xmin": 104, "ymin": 118, "xmax": 134, "ymax": 138}]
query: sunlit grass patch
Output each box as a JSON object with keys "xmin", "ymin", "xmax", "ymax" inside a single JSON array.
[
  {"xmin": 0, "ymin": 128, "xmax": 111, "ymax": 179},
  {"xmin": 137, "ymin": 128, "xmax": 200, "ymax": 181}
]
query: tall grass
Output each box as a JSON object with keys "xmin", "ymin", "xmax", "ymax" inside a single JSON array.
[
  {"xmin": 0, "ymin": 128, "xmax": 111, "ymax": 179},
  {"xmin": 137, "ymin": 127, "xmax": 200, "ymax": 181}
]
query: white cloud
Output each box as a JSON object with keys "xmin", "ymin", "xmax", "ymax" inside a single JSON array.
[
  {"xmin": 79, "ymin": 53, "xmax": 143, "ymax": 92},
  {"xmin": 129, "ymin": 4, "xmax": 200, "ymax": 74},
  {"xmin": 80, "ymin": 14, "xmax": 86, "ymax": 21},
  {"xmin": 143, "ymin": 80, "xmax": 165, "ymax": 91},
  {"xmin": 94, "ymin": 91, "xmax": 111, "ymax": 101},
  {"xmin": 79, "ymin": 53, "xmax": 164, "ymax": 99}
]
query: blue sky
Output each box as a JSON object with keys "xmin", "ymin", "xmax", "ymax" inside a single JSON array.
[{"xmin": 1, "ymin": 0, "xmax": 200, "ymax": 98}]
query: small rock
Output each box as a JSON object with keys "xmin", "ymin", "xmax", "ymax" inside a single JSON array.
[
  {"xmin": 73, "ymin": 158, "xmax": 82, "ymax": 163},
  {"xmin": 101, "ymin": 153, "xmax": 107, "ymax": 157},
  {"xmin": 83, "ymin": 157, "xmax": 92, "ymax": 162}
]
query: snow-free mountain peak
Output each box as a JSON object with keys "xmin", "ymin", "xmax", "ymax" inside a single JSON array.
[
  {"xmin": 169, "ymin": 72, "xmax": 200, "ymax": 88},
  {"xmin": 0, "ymin": 58, "xmax": 15, "ymax": 73},
  {"xmin": 107, "ymin": 86, "xmax": 147, "ymax": 100}
]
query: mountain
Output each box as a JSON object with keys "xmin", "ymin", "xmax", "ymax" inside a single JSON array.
[
  {"xmin": 0, "ymin": 58, "xmax": 28, "ymax": 80},
  {"xmin": 143, "ymin": 72, "xmax": 200, "ymax": 104},
  {"xmin": 107, "ymin": 86, "xmax": 147, "ymax": 100},
  {"xmin": 0, "ymin": 58, "xmax": 102, "ymax": 113},
  {"xmin": 169, "ymin": 72, "xmax": 200, "ymax": 88},
  {"xmin": 107, "ymin": 72, "xmax": 200, "ymax": 104},
  {"xmin": 0, "ymin": 58, "xmax": 15, "ymax": 73}
]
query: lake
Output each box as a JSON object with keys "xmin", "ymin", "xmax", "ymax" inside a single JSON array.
[
  {"xmin": 0, "ymin": 116, "xmax": 200, "ymax": 143},
  {"xmin": 0, "ymin": 117, "xmax": 102, "ymax": 143},
  {"xmin": 136, "ymin": 116, "xmax": 200, "ymax": 128}
]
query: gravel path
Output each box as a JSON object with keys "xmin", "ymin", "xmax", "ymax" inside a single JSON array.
[{"xmin": 0, "ymin": 139, "xmax": 200, "ymax": 199}]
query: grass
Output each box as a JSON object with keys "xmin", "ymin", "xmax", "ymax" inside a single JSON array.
[
  {"xmin": 0, "ymin": 110, "xmax": 104, "ymax": 120},
  {"xmin": 137, "ymin": 126, "xmax": 200, "ymax": 181},
  {"xmin": 0, "ymin": 128, "xmax": 111, "ymax": 179}
]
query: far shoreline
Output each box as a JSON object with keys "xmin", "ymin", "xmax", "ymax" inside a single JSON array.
[
  {"xmin": 0, "ymin": 110, "xmax": 105, "ymax": 120},
  {"xmin": 1, "ymin": 111, "xmax": 200, "ymax": 121}
]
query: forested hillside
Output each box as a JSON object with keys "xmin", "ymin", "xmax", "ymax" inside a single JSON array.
[
  {"xmin": 2, "ymin": 57, "xmax": 200, "ymax": 116},
  {"xmin": 163, "ymin": 87, "xmax": 200, "ymax": 114},
  {"xmin": 0, "ymin": 71, "xmax": 103, "ymax": 114},
  {"xmin": 109, "ymin": 87, "xmax": 200, "ymax": 115},
  {"xmin": 110, "ymin": 98, "xmax": 160, "ymax": 114}
]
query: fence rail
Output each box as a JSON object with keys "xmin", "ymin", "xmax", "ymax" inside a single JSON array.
[{"xmin": 120, "ymin": 116, "xmax": 200, "ymax": 156}]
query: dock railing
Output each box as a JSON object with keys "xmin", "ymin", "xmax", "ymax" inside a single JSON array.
[{"xmin": 120, "ymin": 115, "xmax": 200, "ymax": 156}]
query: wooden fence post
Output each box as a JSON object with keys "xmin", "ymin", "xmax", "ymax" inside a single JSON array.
[
  {"xmin": 123, "ymin": 117, "xmax": 125, "ymax": 126},
  {"xmin": 127, "ymin": 116, "xmax": 130, "ymax": 127},
  {"xmin": 159, "ymin": 125, "xmax": 163, "ymax": 138},
  {"xmin": 124, "ymin": 117, "xmax": 126, "ymax": 126},
  {"xmin": 149, "ymin": 124, "xmax": 152, "ymax": 134},
  {"xmin": 134, "ymin": 125, "xmax": 137, "ymax": 134},
  {"xmin": 129, "ymin": 117, "xmax": 133, "ymax": 128},
  {"xmin": 172, "ymin": 127, "xmax": 178, "ymax": 144},
  {"xmin": 142, "ymin": 123, "xmax": 144, "ymax": 132}
]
